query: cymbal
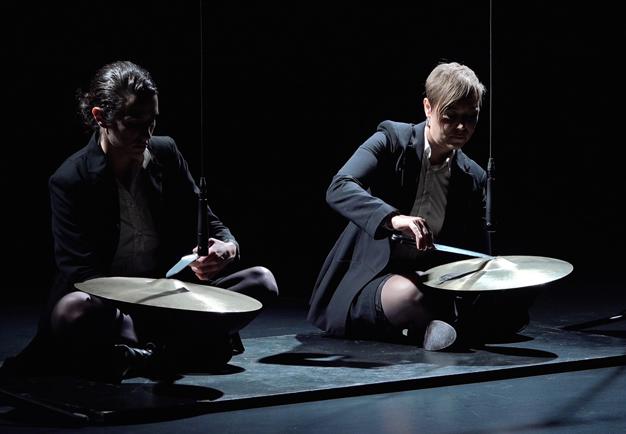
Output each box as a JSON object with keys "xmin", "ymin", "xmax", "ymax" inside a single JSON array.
[
  {"xmin": 75, "ymin": 277, "xmax": 262, "ymax": 313},
  {"xmin": 422, "ymin": 255, "xmax": 573, "ymax": 292}
]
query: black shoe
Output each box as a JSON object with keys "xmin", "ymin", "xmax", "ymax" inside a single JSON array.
[
  {"xmin": 230, "ymin": 333, "xmax": 245, "ymax": 355},
  {"xmin": 422, "ymin": 320, "xmax": 457, "ymax": 351},
  {"xmin": 109, "ymin": 343, "xmax": 176, "ymax": 381}
]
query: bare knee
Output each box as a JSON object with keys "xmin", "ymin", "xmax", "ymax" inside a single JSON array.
[
  {"xmin": 50, "ymin": 291, "xmax": 101, "ymax": 335},
  {"xmin": 380, "ymin": 275, "xmax": 428, "ymax": 327},
  {"xmin": 248, "ymin": 266, "xmax": 279, "ymax": 297},
  {"xmin": 383, "ymin": 276, "xmax": 423, "ymax": 305}
]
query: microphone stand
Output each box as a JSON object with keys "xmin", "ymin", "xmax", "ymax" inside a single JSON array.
[
  {"xmin": 454, "ymin": 0, "xmax": 496, "ymax": 327},
  {"xmin": 486, "ymin": 0, "xmax": 496, "ymax": 256},
  {"xmin": 563, "ymin": 310, "xmax": 626, "ymax": 331},
  {"xmin": 163, "ymin": 0, "xmax": 210, "ymax": 277},
  {"xmin": 197, "ymin": 177, "xmax": 209, "ymax": 256},
  {"xmin": 197, "ymin": 0, "xmax": 209, "ymax": 257},
  {"xmin": 485, "ymin": 157, "xmax": 495, "ymax": 256}
]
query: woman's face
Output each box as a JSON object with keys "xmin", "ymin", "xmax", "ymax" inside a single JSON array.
[
  {"xmin": 424, "ymin": 97, "xmax": 479, "ymax": 153},
  {"xmin": 105, "ymin": 94, "xmax": 159, "ymax": 159}
]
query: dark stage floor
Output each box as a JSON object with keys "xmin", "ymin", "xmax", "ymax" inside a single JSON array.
[{"xmin": 1, "ymin": 274, "xmax": 625, "ymax": 433}]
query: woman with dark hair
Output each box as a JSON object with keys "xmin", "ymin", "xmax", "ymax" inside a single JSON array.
[{"xmin": 4, "ymin": 61, "xmax": 278, "ymax": 381}]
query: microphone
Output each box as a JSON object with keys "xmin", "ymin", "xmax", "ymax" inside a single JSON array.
[
  {"xmin": 197, "ymin": 176, "xmax": 209, "ymax": 256},
  {"xmin": 485, "ymin": 157, "xmax": 496, "ymax": 255},
  {"xmin": 486, "ymin": 157, "xmax": 495, "ymax": 228}
]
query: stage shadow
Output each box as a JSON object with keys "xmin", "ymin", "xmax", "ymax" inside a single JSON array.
[
  {"xmin": 477, "ymin": 344, "xmax": 557, "ymax": 359},
  {"xmin": 561, "ymin": 311, "xmax": 626, "ymax": 332},
  {"xmin": 562, "ymin": 316, "xmax": 626, "ymax": 339},
  {"xmin": 258, "ymin": 352, "xmax": 388, "ymax": 368},
  {"xmin": 151, "ymin": 382, "xmax": 224, "ymax": 400},
  {"xmin": 410, "ymin": 341, "xmax": 556, "ymax": 367},
  {"xmin": 257, "ymin": 332, "xmax": 556, "ymax": 369},
  {"xmin": 567, "ymin": 329, "xmax": 626, "ymax": 339},
  {"xmin": 0, "ymin": 376, "xmax": 226, "ymax": 426},
  {"xmin": 182, "ymin": 363, "xmax": 245, "ymax": 376},
  {"xmin": 478, "ymin": 333, "xmax": 534, "ymax": 344}
]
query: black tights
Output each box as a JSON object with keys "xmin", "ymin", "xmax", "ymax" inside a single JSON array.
[
  {"xmin": 208, "ymin": 265, "xmax": 279, "ymax": 305},
  {"xmin": 378, "ymin": 271, "xmax": 536, "ymax": 343},
  {"xmin": 50, "ymin": 266, "xmax": 278, "ymax": 357}
]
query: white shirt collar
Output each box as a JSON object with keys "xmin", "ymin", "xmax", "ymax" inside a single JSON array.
[
  {"xmin": 142, "ymin": 147, "xmax": 152, "ymax": 169},
  {"xmin": 423, "ymin": 126, "xmax": 455, "ymax": 170}
]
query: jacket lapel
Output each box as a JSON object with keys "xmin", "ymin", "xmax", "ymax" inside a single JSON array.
[
  {"xmin": 398, "ymin": 123, "xmax": 424, "ymax": 213},
  {"xmin": 144, "ymin": 143, "xmax": 165, "ymax": 232}
]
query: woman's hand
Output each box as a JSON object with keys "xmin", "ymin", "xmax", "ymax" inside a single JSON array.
[
  {"xmin": 190, "ymin": 238, "xmax": 237, "ymax": 280},
  {"xmin": 390, "ymin": 215, "xmax": 434, "ymax": 251}
]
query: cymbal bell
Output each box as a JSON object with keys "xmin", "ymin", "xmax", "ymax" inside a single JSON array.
[
  {"xmin": 422, "ymin": 255, "xmax": 573, "ymax": 292},
  {"xmin": 75, "ymin": 277, "xmax": 262, "ymax": 314}
]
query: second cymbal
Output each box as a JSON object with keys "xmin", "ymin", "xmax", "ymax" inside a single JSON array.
[
  {"xmin": 422, "ymin": 255, "xmax": 573, "ymax": 292},
  {"xmin": 75, "ymin": 277, "xmax": 262, "ymax": 313}
]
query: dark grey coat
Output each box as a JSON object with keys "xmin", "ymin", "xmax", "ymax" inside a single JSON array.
[
  {"xmin": 307, "ymin": 120, "xmax": 487, "ymax": 335},
  {"xmin": 45, "ymin": 132, "xmax": 237, "ymax": 326}
]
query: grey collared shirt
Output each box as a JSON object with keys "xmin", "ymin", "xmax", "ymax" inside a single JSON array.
[
  {"xmin": 392, "ymin": 129, "xmax": 454, "ymax": 262},
  {"xmin": 110, "ymin": 149, "xmax": 160, "ymax": 277},
  {"xmin": 410, "ymin": 129, "xmax": 454, "ymax": 238}
]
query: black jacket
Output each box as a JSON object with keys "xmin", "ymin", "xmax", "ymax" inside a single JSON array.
[
  {"xmin": 307, "ymin": 120, "xmax": 487, "ymax": 335},
  {"xmin": 45, "ymin": 132, "xmax": 237, "ymax": 325}
]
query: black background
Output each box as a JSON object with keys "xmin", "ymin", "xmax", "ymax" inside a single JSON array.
[{"xmin": 2, "ymin": 1, "xmax": 623, "ymax": 303}]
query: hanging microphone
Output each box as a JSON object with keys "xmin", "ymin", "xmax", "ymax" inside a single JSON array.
[
  {"xmin": 197, "ymin": 177, "xmax": 209, "ymax": 256},
  {"xmin": 486, "ymin": 0, "xmax": 496, "ymax": 255},
  {"xmin": 486, "ymin": 157, "xmax": 495, "ymax": 228},
  {"xmin": 485, "ymin": 157, "xmax": 496, "ymax": 254},
  {"xmin": 165, "ymin": 0, "xmax": 208, "ymax": 277},
  {"xmin": 165, "ymin": 178, "xmax": 207, "ymax": 277},
  {"xmin": 197, "ymin": 0, "xmax": 208, "ymax": 257}
]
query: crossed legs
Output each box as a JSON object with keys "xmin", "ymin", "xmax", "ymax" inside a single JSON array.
[
  {"xmin": 48, "ymin": 266, "xmax": 278, "ymax": 377},
  {"xmin": 380, "ymin": 273, "xmax": 436, "ymax": 332},
  {"xmin": 378, "ymin": 272, "xmax": 533, "ymax": 348}
]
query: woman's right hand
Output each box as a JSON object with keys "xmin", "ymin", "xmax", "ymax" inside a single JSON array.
[{"xmin": 390, "ymin": 215, "xmax": 434, "ymax": 251}]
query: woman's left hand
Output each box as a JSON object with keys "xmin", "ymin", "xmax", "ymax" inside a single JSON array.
[{"xmin": 190, "ymin": 238, "xmax": 237, "ymax": 280}]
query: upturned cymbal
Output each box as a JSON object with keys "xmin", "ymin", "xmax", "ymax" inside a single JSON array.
[
  {"xmin": 75, "ymin": 277, "xmax": 262, "ymax": 313},
  {"xmin": 422, "ymin": 255, "xmax": 573, "ymax": 292}
]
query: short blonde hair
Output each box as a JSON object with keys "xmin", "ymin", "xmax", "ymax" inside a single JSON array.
[{"xmin": 425, "ymin": 62, "xmax": 486, "ymax": 116}]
